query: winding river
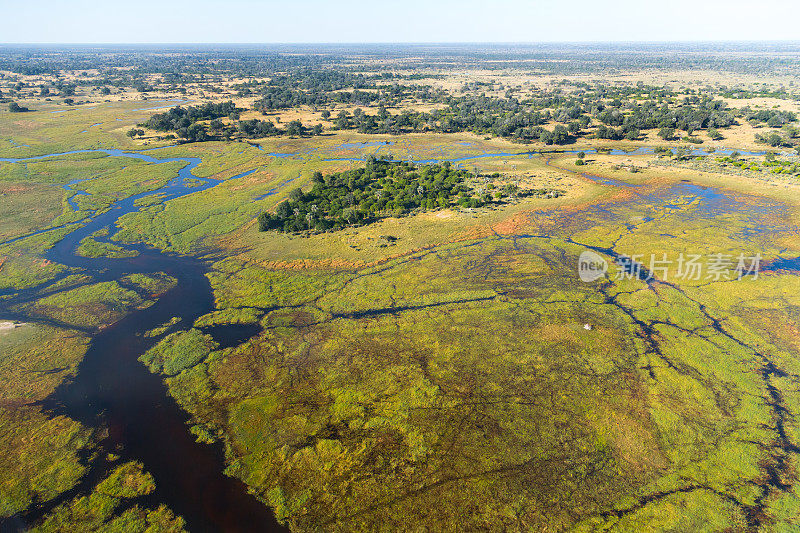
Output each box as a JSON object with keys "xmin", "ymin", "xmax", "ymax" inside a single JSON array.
[
  {"xmin": 0, "ymin": 149, "xmax": 285, "ymax": 532},
  {"xmin": 0, "ymin": 143, "xmax": 797, "ymax": 531}
]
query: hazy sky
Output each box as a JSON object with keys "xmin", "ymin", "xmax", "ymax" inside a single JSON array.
[{"xmin": 3, "ymin": 0, "xmax": 799, "ymax": 43}]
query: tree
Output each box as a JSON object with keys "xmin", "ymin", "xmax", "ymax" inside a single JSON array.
[
  {"xmin": 673, "ymin": 147, "xmax": 689, "ymax": 161},
  {"xmin": 552, "ymin": 124, "xmax": 570, "ymax": 144},
  {"xmin": 285, "ymin": 120, "xmax": 304, "ymax": 137},
  {"xmin": 276, "ymin": 201, "xmax": 292, "ymax": 219},
  {"xmin": 658, "ymin": 127, "xmax": 675, "ymax": 141},
  {"xmin": 334, "ymin": 110, "xmax": 351, "ymax": 129},
  {"xmin": 755, "ymin": 132, "xmax": 790, "ymax": 148},
  {"xmin": 8, "ymin": 101, "xmax": 29, "ymax": 113},
  {"xmin": 342, "ymin": 207, "xmax": 357, "ymax": 223},
  {"xmin": 320, "ymin": 110, "xmax": 331, "ymax": 120},
  {"xmin": 312, "ymin": 123, "xmax": 324, "ymax": 136}
]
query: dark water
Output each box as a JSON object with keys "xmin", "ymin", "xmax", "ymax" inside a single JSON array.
[
  {"xmin": 1, "ymin": 141, "xmax": 796, "ymax": 531},
  {"xmin": 763, "ymin": 256, "xmax": 800, "ymax": 273},
  {"xmin": 41, "ymin": 251, "xmax": 283, "ymax": 533},
  {"xmin": 0, "ymin": 149, "xmax": 285, "ymax": 532},
  {"xmin": 201, "ymin": 323, "xmax": 263, "ymax": 349}
]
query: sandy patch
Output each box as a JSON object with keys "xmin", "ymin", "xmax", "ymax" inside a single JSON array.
[{"xmin": 0, "ymin": 320, "xmax": 27, "ymax": 334}]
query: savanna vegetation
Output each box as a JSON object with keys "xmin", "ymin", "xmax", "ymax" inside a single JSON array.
[
  {"xmin": 135, "ymin": 83, "xmax": 790, "ymax": 148},
  {"xmin": 3, "ymin": 42, "xmax": 800, "ymax": 533}
]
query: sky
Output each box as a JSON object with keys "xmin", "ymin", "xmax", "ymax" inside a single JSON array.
[{"xmin": 2, "ymin": 0, "xmax": 799, "ymax": 43}]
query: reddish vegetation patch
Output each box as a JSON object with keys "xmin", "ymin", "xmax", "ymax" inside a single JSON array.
[
  {"xmin": 0, "ymin": 398, "xmax": 31, "ymax": 409},
  {"xmin": 252, "ymin": 258, "xmax": 366, "ymax": 271},
  {"xmin": 746, "ymin": 308, "xmax": 800, "ymax": 354},
  {"xmin": 452, "ymin": 222, "xmax": 493, "ymax": 241},
  {"xmin": 212, "ymin": 164, "xmax": 261, "ymax": 181},
  {"xmin": 1, "ymin": 185, "xmax": 34, "ymax": 194},
  {"xmin": 492, "ymin": 212, "xmax": 533, "ymax": 235},
  {"xmin": 229, "ymin": 172, "xmax": 276, "ymax": 191},
  {"xmin": 608, "ymin": 188, "xmax": 638, "ymax": 202}
]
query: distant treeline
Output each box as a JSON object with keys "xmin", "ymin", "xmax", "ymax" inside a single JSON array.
[
  {"xmin": 4, "ymin": 43, "xmax": 800, "ymax": 78},
  {"xmin": 720, "ymin": 88, "xmax": 800, "ymax": 101},
  {"xmin": 243, "ymin": 70, "xmax": 443, "ymax": 110},
  {"xmin": 143, "ymin": 92, "xmax": 753, "ymax": 146},
  {"xmin": 144, "ymin": 101, "xmax": 240, "ymax": 137},
  {"xmin": 138, "ymin": 81, "xmax": 799, "ymax": 148},
  {"xmin": 319, "ymin": 93, "xmax": 740, "ymax": 144},
  {"xmin": 143, "ymin": 101, "xmax": 323, "ymax": 141},
  {"xmin": 251, "ymin": 85, "xmax": 441, "ymax": 111}
]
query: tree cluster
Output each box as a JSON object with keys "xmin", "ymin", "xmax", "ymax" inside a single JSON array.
[
  {"xmin": 143, "ymin": 102, "xmax": 324, "ymax": 141},
  {"xmin": 144, "ymin": 101, "xmax": 242, "ymax": 140},
  {"xmin": 258, "ymin": 158, "xmax": 484, "ymax": 233},
  {"xmin": 743, "ymin": 107, "xmax": 797, "ymax": 128},
  {"xmin": 8, "ymin": 101, "xmax": 29, "ymax": 113}
]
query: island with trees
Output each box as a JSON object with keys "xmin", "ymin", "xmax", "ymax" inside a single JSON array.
[
  {"xmin": 3, "ymin": 42, "xmax": 800, "ymax": 533},
  {"xmin": 258, "ymin": 158, "xmax": 487, "ymax": 233}
]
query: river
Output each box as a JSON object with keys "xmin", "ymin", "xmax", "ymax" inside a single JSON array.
[
  {"xmin": 0, "ymin": 149, "xmax": 286, "ymax": 532},
  {"xmin": 0, "ymin": 143, "xmax": 796, "ymax": 531}
]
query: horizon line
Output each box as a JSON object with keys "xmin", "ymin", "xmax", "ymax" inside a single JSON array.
[{"xmin": 2, "ymin": 40, "xmax": 800, "ymax": 46}]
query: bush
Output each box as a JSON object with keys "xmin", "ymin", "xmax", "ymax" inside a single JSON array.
[
  {"xmin": 140, "ymin": 329, "xmax": 217, "ymax": 375},
  {"xmin": 8, "ymin": 101, "xmax": 29, "ymax": 113}
]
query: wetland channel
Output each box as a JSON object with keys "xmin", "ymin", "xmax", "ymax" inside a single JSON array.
[{"xmin": 0, "ymin": 144, "xmax": 797, "ymax": 531}]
